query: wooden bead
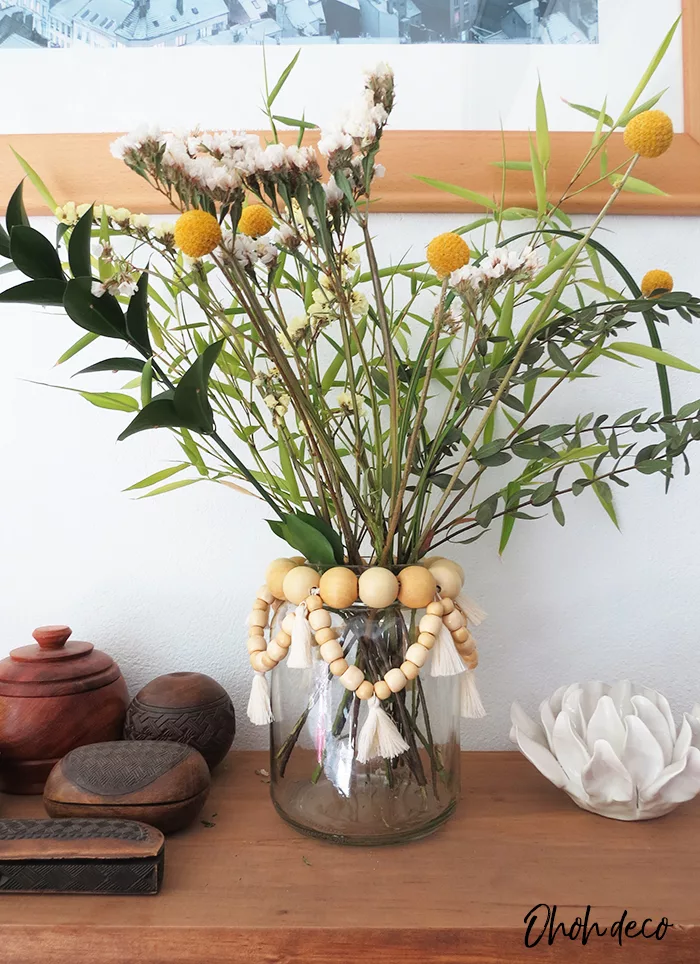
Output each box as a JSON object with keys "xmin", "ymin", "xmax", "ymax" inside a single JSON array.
[
  {"xmin": 425, "ymin": 555, "xmax": 464, "ymax": 581},
  {"xmin": 456, "ymin": 640, "xmax": 475, "ymax": 659},
  {"xmin": 374, "ymin": 680, "xmax": 391, "ymax": 701},
  {"xmin": 308, "ymin": 609, "xmax": 331, "ymax": 631},
  {"xmin": 329, "ymin": 657, "xmax": 349, "ymax": 677},
  {"xmin": 356, "ymin": 680, "xmax": 374, "ymax": 700},
  {"xmin": 465, "ymin": 652, "xmax": 479, "ymax": 670},
  {"xmin": 397, "ymin": 566, "xmax": 437, "ymax": 609},
  {"xmin": 257, "ymin": 586, "xmax": 275, "ymax": 604},
  {"xmin": 319, "ymin": 640, "xmax": 344, "ymax": 663},
  {"xmin": 419, "ymin": 613, "xmax": 442, "ymax": 637},
  {"xmin": 252, "ymin": 599, "xmax": 269, "ymax": 612},
  {"xmin": 384, "ymin": 667, "xmax": 407, "ymax": 693},
  {"xmin": 443, "ymin": 609, "xmax": 465, "ymax": 632},
  {"xmin": 283, "ymin": 566, "xmax": 321, "ymax": 605},
  {"xmin": 248, "ymin": 610, "xmax": 268, "ymax": 629},
  {"xmin": 315, "ymin": 627, "xmax": 337, "ymax": 645},
  {"xmin": 250, "ymin": 651, "xmax": 268, "ymax": 673},
  {"xmin": 260, "ymin": 652, "xmax": 277, "ymax": 671},
  {"xmin": 417, "ymin": 631, "xmax": 436, "ymax": 650},
  {"xmin": 401, "ymin": 660, "xmax": 420, "ymax": 680},
  {"xmin": 275, "ymin": 631, "xmax": 292, "ymax": 649},
  {"xmin": 426, "ymin": 601, "xmax": 444, "ymax": 617},
  {"xmin": 281, "ymin": 613, "xmax": 296, "ymax": 636},
  {"xmin": 267, "ymin": 640, "xmax": 289, "ymax": 662},
  {"xmin": 319, "ymin": 567, "xmax": 358, "ymax": 609},
  {"xmin": 289, "ymin": 555, "xmax": 306, "ymax": 566},
  {"xmin": 305, "ymin": 594, "xmax": 323, "ymax": 612},
  {"xmin": 266, "ymin": 558, "xmax": 297, "ymax": 599},
  {"xmin": 427, "ymin": 560, "xmax": 463, "ymax": 600},
  {"xmin": 441, "ymin": 597, "xmax": 455, "ymax": 615},
  {"xmin": 249, "ymin": 625, "xmax": 265, "ymax": 637},
  {"xmin": 405, "ymin": 643, "xmax": 429, "ymax": 668},
  {"xmin": 358, "ymin": 567, "xmax": 399, "ymax": 609},
  {"xmin": 247, "ymin": 637, "xmax": 267, "ymax": 654},
  {"xmin": 453, "ymin": 626, "xmax": 469, "ymax": 644},
  {"xmin": 339, "ymin": 665, "xmax": 364, "ymax": 691}
]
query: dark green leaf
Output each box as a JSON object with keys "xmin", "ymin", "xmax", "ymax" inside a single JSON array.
[
  {"xmin": 0, "ymin": 222, "xmax": 10, "ymax": 259},
  {"xmin": 67, "ymin": 205, "xmax": 94, "ymax": 279},
  {"xmin": 6, "ymin": 180, "xmax": 29, "ymax": 234},
  {"xmin": 118, "ymin": 393, "xmax": 182, "ymax": 441},
  {"xmin": 269, "ymin": 513, "xmax": 336, "ymax": 568},
  {"xmin": 531, "ymin": 481, "xmax": 557, "ymax": 506},
  {"xmin": 126, "ymin": 270, "xmax": 151, "ymax": 354},
  {"xmin": 64, "ymin": 278, "xmax": 127, "ymax": 339},
  {"xmin": 76, "ymin": 357, "xmax": 146, "ymax": 375},
  {"xmin": 9, "ymin": 225, "xmax": 63, "ymax": 281},
  {"xmin": 547, "ymin": 341, "xmax": 574, "ymax": 372},
  {"xmin": 552, "ymin": 497, "xmax": 566, "ymax": 526},
  {"xmin": 0, "ymin": 278, "xmax": 66, "ymax": 305},
  {"xmin": 172, "ymin": 340, "xmax": 224, "ymax": 433},
  {"xmin": 293, "ymin": 511, "xmax": 344, "ymax": 565}
]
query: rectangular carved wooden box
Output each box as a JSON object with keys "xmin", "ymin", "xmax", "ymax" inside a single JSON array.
[{"xmin": 0, "ymin": 818, "xmax": 165, "ymax": 895}]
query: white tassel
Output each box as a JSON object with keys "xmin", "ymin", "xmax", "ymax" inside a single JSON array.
[
  {"xmin": 430, "ymin": 622, "xmax": 467, "ymax": 677},
  {"xmin": 357, "ymin": 696, "xmax": 410, "ymax": 764},
  {"xmin": 460, "ymin": 671, "xmax": 486, "ymax": 719},
  {"xmin": 456, "ymin": 592, "xmax": 487, "ymax": 627},
  {"xmin": 247, "ymin": 672, "xmax": 274, "ymax": 725},
  {"xmin": 287, "ymin": 601, "xmax": 313, "ymax": 669}
]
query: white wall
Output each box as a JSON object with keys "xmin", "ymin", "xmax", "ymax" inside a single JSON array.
[{"xmin": 2, "ymin": 212, "xmax": 700, "ymax": 750}]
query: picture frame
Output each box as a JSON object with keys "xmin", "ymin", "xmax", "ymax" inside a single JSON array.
[{"xmin": 0, "ymin": 0, "xmax": 697, "ymax": 215}]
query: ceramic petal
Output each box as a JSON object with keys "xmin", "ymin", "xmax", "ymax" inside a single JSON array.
[
  {"xmin": 578, "ymin": 681, "xmax": 606, "ymax": 725},
  {"xmin": 510, "ymin": 702, "xmax": 547, "ymax": 747},
  {"xmin": 672, "ymin": 717, "xmax": 693, "ymax": 763},
  {"xmin": 539, "ymin": 698, "xmax": 557, "ymax": 752},
  {"xmin": 581, "ymin": 739, "xmax": 634, "ymax": 805},
  {"xmin": 609, "ymin": 680, "xmax": 634, "ymax": 717},
  {"xmin": 513, "ymin": 726, "xmax": 569, "ymax": 790},
  {"xmin": 621, "ymin": 715, "xmax": 665, "ymax": 791},
  {"xmin": 586, "ymin": 695, "xmax": 626, "ymax": 758},
  {"xmin": 552, "ymin": 711, "xmax": 590, "ymax": 785},
  {"xmin": 686, "ymin": 712, "xmax": 700, "ymax": 751},
  {"xmin": 640, "ymin": 747, "xmax": 700, "ymax": 806},
  {"xmin": 631, "ymin": 696, "xmax": 674, "ymax": 765}
]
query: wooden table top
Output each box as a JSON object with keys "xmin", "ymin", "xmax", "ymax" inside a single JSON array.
[{"xmin": 0, "ymin": 750, "xmax": 698, "ymax": 963}]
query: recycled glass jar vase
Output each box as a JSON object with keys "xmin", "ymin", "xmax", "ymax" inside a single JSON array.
[{"xmin": 269, "ymin": 602, "xmax": 461, "ymax": 846}]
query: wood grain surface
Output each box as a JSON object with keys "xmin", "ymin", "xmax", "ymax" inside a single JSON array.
[{"xmin": 0, "ymin": 751, "xmax": 698, "ymax": 963}]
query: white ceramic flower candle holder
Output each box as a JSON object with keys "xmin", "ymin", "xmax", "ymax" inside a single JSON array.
[{"xmin": 511, "ymin": 681, "xmax": 700, "ymax": 821}]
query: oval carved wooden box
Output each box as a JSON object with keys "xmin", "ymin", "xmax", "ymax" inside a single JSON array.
[{"xmin": 43, "ymin": 741, "xmax": 211, "ymax": 834}]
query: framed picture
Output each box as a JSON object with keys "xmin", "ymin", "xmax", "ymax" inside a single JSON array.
[{"xmin": 0, "ymin": 0, "xmax": 696, "ymax": 214}]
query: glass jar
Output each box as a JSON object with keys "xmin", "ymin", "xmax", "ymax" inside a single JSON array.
[{"xmin": 269, "ymin": 601, "xmax": 460, "ymax": 845}]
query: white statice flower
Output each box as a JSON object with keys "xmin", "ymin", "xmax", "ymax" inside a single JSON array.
[
  {"xmin": 450, "ymin": 265, "xmax": 487, "ymax": 292},
  {"xmin": 111, "ymin": 207, "xmax": 132, "ymax": 224},
  {"xmin": 91, "ymin": 281, "xmax": 107, "ymax": 298},
  {"xmin": 117, "ymin": 280, "xmax": 138, "ymax": 298},
  {"xmin": 318, "ymin": 130, "xmax": 353, "ymax": 158},
  {"xmin": 287, "ymin": 315, "xmax": 310, "ymax": 341},
  {"xmin": 373, "ymin": 163, "xmax": 386, "ymax": 179},
  {"xmin": 276, "ymin": 222, "xmax": 299, "ymax": 248},
  {"xmin": 55, "ymin": 201, "xmax": 79, "ymax": 225},
  {"xmin": 233, "ymin": 234, "xmax": 258, "ymax": 269},
  {"xmin": 152, "ymin": 221, "xmax": 176, "ymax": 241},
  {"xmin": 444, "ymin": 302, "xmax": 464, "ymax": 333},
  {"xmin": 110, "ymin": 123, "xmax": 162, "ymax": 160},
  {"xmin": 349, "ymin": 290, "xmax": 369, "ymax": 317},
  {"xmin": 308, "ymin": 287, "xmax": 337, "ymax": 320},
  {"xmin": 90, "ymin": 240, "xmax": 107, "ymax": 260},
  {"xmin": 129, "ymin": 213, "xmax": 151, "ymax": 229},
  {"xmin": 256, "ymin": 241, "xmax": 278, "ymax": 268},
  {"xmin": 323, "ymin": 178, "xmax": 345, "ymax": 205},
  {"xmin": 366, "ymin": 61, "xmax": 394, "ymax": 86}
]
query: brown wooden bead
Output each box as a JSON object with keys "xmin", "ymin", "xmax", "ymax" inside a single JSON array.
[
  {"xmin": 257, "ymin": 586, "xmax": 275, "ymax": 605},
  {"xmin": 249, "ymin": 625, "xmax": 265, "ymax": 637},
  {"xmin": 356, "ymin": 681, "xmax": 374, "ymax": 700},
  {"xmin": 401, "ymin": 660, "xmax": 420, "ymax": 681},
  {"xmin": 417, "ymin": 631, "xmax": 436, "ymax": 650},
  {"xmin": 267, "ymin": 640, "xmax": 288, "ymax": 663},
  {"xmin": 318, "ymin": 567, "xmax": 358, "ymax": 610},
  {"xmin": 252, "ymin": 599, "xmax": 269, "ymax": 612},
  {"xmin": 419, "ymin": 614, "xmax": 442, "ymax": 637},
  {"xmin": 249, "ymin": 652, "xmax": 267, "ymax": 673},
  {"xmin": 246, "ymin": 637, "xmax": 267, "ymax": 654},
  {"xmin": 427, "ymin": 560, "xmax": 463, "ymax": 600},
  {"xmin": 453, "ymin": 627, "xmax": 469, "ymax": 645},
  {"xmin": 339, "ymin": 665, "xmax": 364, "ymax": 692},
  {"xmin": 397, "ymin": 566, "xmax": 437, "ymax": 610},
  {"xmin": 374, "ymin": 680, "xmax": 391, "ymax": 701},
  {"xmin": 329, "ymin": 658, "xmax": 348, "ymax": 677},
  {"xmin": 276, "ymin": 631, "xmax": 292, "ymax": 649},
  {"xmin": 441, "ymin": 597, "xmax": 455, "ymax": 615},
  {"xmin": 319, "ymin": 640, "xmax": 344, "ymax": 663},
  {"xmin": 314, "ymin": 627, "xmax": 337, "ymax": 645},
  {"xmin": 426, "ymin": 601, "xmax": 444, "ymax": 617},
  {"xmin": 443, "ymin": 609, "xmax": 465, "ymax": 632},
  {"xmin": 265, "ymin": 558, "xmax": 297, "ymax": 599},
  {"xmin": 260, "ymin": 653, "xmax": 277, "ymax": 671},
  {"xmin": 305, "ymin": 594, "xmax": 323, "ymax": 612},
  {"xmin": 384, "ymin": 668, "xmax": 407, "ymax": 693},
  {"xmin": 357, "ymin": 567, "xmax": 399, "ymax": 609},
  {"xmin": 404, "ymin": 643, "xmax": 429, "ymax": 668},
  {"xmin": 465, "ymin": 652, "xmax": 479, "ymax": 670},
  {"xmin": 248, "ymin": 610, "xmax": 268, "ymax": 629},
  {"xmin": 282, "ymin": 566, "xmax": 321, "ymax": 606},
  {"xmin": 308, "ymin": 609, "xmax": 331, "ymax": 631}
]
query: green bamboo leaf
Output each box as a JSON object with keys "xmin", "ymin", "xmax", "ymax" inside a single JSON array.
[
  {"xmin": 617, "ymin": 89, "xmax": 668, "ymax": 128},
  {"xmin": 592, "ymin": 97, "xmax": 609, "ymax": 147},
  {"xmin": 613, "ymin": 342, "xmax": 700, "ymax": 374},
  {"xmin": 562, "ymin": 99, "xmax": 614, "ymax": 128},
  {"xmin": 535, "ymin": 81, "xmax": 551, "ymax": 169},
  {"xmin": 582, "ymin": 463, "xmax": 619, "ymax": 530},
  {"xmin": 79, "ymin": 391, "xmax": 140, "ymax": 412},
  {"xmin": 618, "ymin": 17, "xmax": 680, "ymax": 120},
  {"xmin": 56, "ymin": 331, "xmax": 99, "ymax": 365},
  {"xmin": 136, "ymin": 478, "xmax": 200, "ymax": 499},
  {"xmin": 492, "ymin": 161, "xmax": 533, "ymax": 171},
  {"xmin": 413, "ymin": 176, "xmax": 497, "ymax": 211},
  {"xmin": 272, "ymin": 115, "xmax": 318, "ymax": 130},
  {"xmin": 609, "ymin": 174, "xmax": 666, "ymax": 196},
  {"xmin": 141, "ymin": 358, "xmax": 153, "ymax": 407},
  {"xmin": 267, "ymin": 49, "xmax": 300, "ymax": 106},
  {"xmin": 124, "ymin": 463, "xmax": 190, "ymax": 491},
  {"xmin": 10, "ymin": 225, "xmax": 64, "ymax": 281},
  {"xmin": 10, "ymin": 148, "xmax": 57, "ymax": 213},
  {"xmin": 529, "ymin": 134, "xmax": 546, "ymax": 217},
  {"xmin": 278, "ymin": 429, "xmax": 301, "ymax": 505}
]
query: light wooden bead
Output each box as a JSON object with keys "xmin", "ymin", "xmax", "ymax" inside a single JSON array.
[
  {"xmin": 340, "ymin": 665, "xmax": 364, "ymax": 691},
  {"xmin": 252, "ymin": 599, "xmax": 269, "ymax": 612},
  {"xmin": 283, "ymin": 566, "xmax": 321, "ymax": 605},
  {"xmin": 401, "ymin": 660, "xmax": 420, "ymax": 680},
  {"xmin": 419, "ymin": 613, "xmax": 443, "ymax": 637},
  {"xmin": 319, "ymin": 567, "xmax": 358, "ymax": 609},
  {"xmin": 248, "ymin": 610, "xmax": 268, "ymax": 629},
  {"xmin": 397, "ymin": 566, "xmax": 437, "ymax": 610},
  {"xmin": 358, "ymin": 567, "xmax": 399, "ymax": 609},
  {"xmin": 247, "ymin": 637, "xmax": 267, "ymax": 654},
  {"xmin": 329, "ymin": 657, "xmax": 349, "ymax": 677},
  {"xmin": 315, "ymin": 626, "xmax": 337, "ymax": 645},
  {"xmin": 308, "ymin": 609, "xmax": 331, "ymax": 631},
  {"xmin": 374, "ymin": 680, "xmax": 391, "ymax": 701},
  {"xmin": 305, "ymin": 594, "xmax": 323, "ymax": 612},
  {"xmin": 443, "ymin": 609, "xmax": 465, "ymax": 632},
  {"xmin": 441, "ymin": 597, "xmax": 455, "ymax": 615},
  {"xmin": 465, "ymin": 651, "xmax": 479, "ymax": 670},
  {"xmin": 384, "ymin": 667, "xmax": 408, "ymax": 693},
  {"xmin": 457, "ymin": 640, "xmax": 475, "ymax": 660},
  {"xmin": 424, "ymin": 555, "xmax": 464, "ymax": 581},
  {"xmin": 356, "ymin": 680, "xmax": 375, "ymax": 700},
  {"xmin": 289, "ymin": 555, "xmax": 306, "ymax": 566},
  {"xmin": 319, "ymin": 640, "xmax": 344, "ymax": 663},
  {"xmin": 405, "ymin": 643, "xmax": 429, "ymax": 668},
  {"xmin": 266, "ymin": 558, "xmax": 297, "ymax": 599},
  {"xmin": 426, "ymin": 601, "xmax": 444, "ymax": 617},
  {"xmin": 281, "ymin": 613, "xmax": 296, "ymax": 636},
  {"xmin": 427, "ymin": 560, "xmax": 463, "ymax": 600},
  {"xmin": 250, "ymin": 651, "xmax": 269, "ymax": 673},
  {"xmin": 260, "ymin": 652, "xmax": 277, "ymax": 671},
  {"xmin": 249, "ymin": 625, "xmax": 265, "ymax": 637},
  {"xmin": 267, "ymin": 640, "xmax": 289, "ymax": 662},
  {"xmin": 417, "ymin": 631, "xmax": 436, "ymax": 650},
  {"xmin": 275, "ymin": 631, "xmax": 292, "ymax": 649},
  {"xmin": 257, "ymin": 586, "xmax": 275, "ymax": 605},
  {"xmin": 453, "ymin": 626, "xmax": 469, "ymax": 645}
]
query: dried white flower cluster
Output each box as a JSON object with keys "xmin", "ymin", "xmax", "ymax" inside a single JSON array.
[
  {"xmin": 450, "ymin": 246, "xmax": 540, "ymax": 296},
  {"xmin": 221, "ymin": 230, "xmax": 279, "ymax": 271}
]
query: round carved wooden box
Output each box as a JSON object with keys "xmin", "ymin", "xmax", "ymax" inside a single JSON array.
[
  {"xmin": 0, "ymin": 626, "xmax": 129, "ymax": 795},
  {"xmin": 43, "ymin": 741, "xmax": 211, "ymax": 834},
  {"xmin": 124, "ymin": 672, "xmax": 235, "ymax": 769}
]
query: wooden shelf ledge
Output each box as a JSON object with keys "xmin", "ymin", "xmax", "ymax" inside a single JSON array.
[{"xmin": 1, "ymin": 750, "xmax": 698, "ymax": 963}]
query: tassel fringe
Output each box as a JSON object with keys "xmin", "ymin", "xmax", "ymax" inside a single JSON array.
[
  {"xmin": 455, "ymin": 592, "xmax": 487, "ymax": 627},
  {"xmin": 460, "ymin": 671, "xmax": 486, "ymax": 719},
  {"xmin": 247, "ymin": 672, "xmax": 274, "ymax": 725},
  {"xmin": 431, "ymin": 622, "xmax": 467, "ymax": 677},
  {"xmin": 357, "ymin": 696, "xmax": 410, "ymax": 764},
  {"xmin": 287, "ymin": 601, "xmax": 313, "ymax": 669}
]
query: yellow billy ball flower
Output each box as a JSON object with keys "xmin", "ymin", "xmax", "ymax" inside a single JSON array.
[
  {"xmin": 623, "ymin": 111, "xmax": 674, "ymax": 159},
  {"xmin": 173, "ymin": 210, "xmax": 222, "ymax": 258},
  {"xmin": 238, "ymin": 204, "xmax": 274, "ymax": 238},
  {"xmin": 426, "ymin": 233, "xmax": 470, "ymax": 278},
  {"xmin": 641, "ymin": 269, "xmax": 673, "ymax": 299}
]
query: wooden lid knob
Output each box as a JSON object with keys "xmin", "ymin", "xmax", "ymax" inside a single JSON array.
[{"xmin": 32, "ymin": 625, "xmax": 73, "ymax": 650}]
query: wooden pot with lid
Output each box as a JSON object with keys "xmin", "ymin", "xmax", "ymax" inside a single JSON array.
[{"xmin": 0, "ymin": 625, "xmax": 129, "ymax": 795}]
